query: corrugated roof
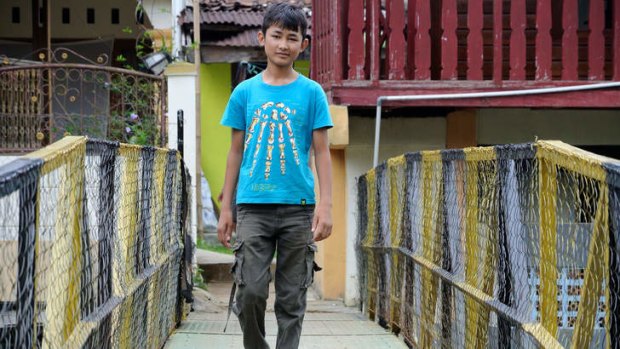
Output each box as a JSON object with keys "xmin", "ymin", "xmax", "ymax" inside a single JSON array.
[
  {"xmin": 208, "ymin": 0, "xmax": 311, "ymax": 5},
  {"xmin": 201, "ymin": 10, "xmax": 264, "ymax": 27},
  {"xmin": 179, "ymin": 0, "xmax": 312, "ymax": 49},
  {"xmin": 200, "ymin": 0, "xmax": 311, "ymax": 10},
  {"xmin": 207, "ymin": 28, "xmax": 261, "ymax": 47},
  {"xmin": 178, "ymin": 0, "xmax": 311, "ymax": 28}
]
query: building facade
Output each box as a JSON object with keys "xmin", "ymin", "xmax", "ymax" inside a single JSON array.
[{"xmin": 312, "ymin": 0, "xmax": 620, "ymax": 305}]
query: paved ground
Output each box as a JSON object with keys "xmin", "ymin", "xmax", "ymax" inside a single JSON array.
[
  {"xmin": 165, "ymin": 253, "xmax": 408, "ymax": 349},
  {"xmin": 195, "ymin": 248, "xmax": 234, "ymax": 265}
]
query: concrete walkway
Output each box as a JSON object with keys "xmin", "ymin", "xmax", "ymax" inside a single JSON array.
[{"xmin": 165, "ymin": 275, "xmax": 408, "ymax": 348}]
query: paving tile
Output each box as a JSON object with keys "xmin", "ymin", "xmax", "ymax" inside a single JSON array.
[
  {"xmin": 165, "ymin": 333, "xmax": 408, "ymax": 349},
  {"xmin": 165, "ymin": 281, "xmax": 407, "ymax": 349}
]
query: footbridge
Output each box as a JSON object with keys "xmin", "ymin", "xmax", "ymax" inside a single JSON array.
[{"xmin": 1, "ymin": 137, "xmax": 619, "ymax": 348}]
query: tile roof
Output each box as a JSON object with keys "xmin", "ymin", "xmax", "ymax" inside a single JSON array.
[
  {"xmin": 200, "ymin": 0, "xmax": 311, "ymax": 10},
  {"xmin": 178, "ymin": 0, "xmax": 312, "ymax": 48},
  {"xmin": 206, "ymin": 28, "xmax": 261, "ymax": 47},
  {"xmin": 201, "ymin": 10, "xmax": 264, "ymax": 27},
  {"xmin": 178, "ymin": 0, "xmax": 311, "ymax": 28}
]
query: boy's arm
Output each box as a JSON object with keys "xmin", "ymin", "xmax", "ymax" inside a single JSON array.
[
  {"xmin": 217, "ymin": 129, "xmax": 245, "ymax": 248},
  {"xmin": 312, "ymin": 128, "xmax": 333, "ymax": 242}
]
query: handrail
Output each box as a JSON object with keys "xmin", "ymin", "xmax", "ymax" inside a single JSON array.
[
  {"xmin": 0, "ymin": 137, "xmax": 192, "ymax": 348},
  {"xmin": 358, "ymin": 140, "xmax": 620, "ymax": 348},
  {"xmin": 0, "ymin": 63, "xmax": 165, "ymax": 80},
  {"xmin": 373, "ymin": 81, "xmax": 620, "ymax": 167}
]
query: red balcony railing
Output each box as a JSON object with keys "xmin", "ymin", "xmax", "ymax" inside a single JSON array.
[{"xmin": 311, "ymin": 0, "xmax": 620, "ymax": 107}]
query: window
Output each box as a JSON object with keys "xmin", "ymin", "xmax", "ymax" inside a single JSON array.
[
  {"xmin": 11, "ymin": 7, "xmax": 20, "ymax": 23},
  {"xmin": 62, "ymin": 8, "xmax": 70, "ymax": 24},
  {"xmin": 87, "ymin": 8, "xmax": 95, "ymax": 24},
  {"xmin": 111, "ymin": 8, "xmax": 119, "ymax": 24}
]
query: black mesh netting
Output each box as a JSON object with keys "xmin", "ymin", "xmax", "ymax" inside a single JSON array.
[
  {"xmin": 357, "ymin": 141, "xmax": 620, "ymax": 348},
  {"xmin": 0, "ymin": 137, "xmax": 192, "ymax": 348}
]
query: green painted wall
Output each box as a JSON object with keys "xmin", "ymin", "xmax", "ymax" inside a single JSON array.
[
  {"xmin": 200, "ymin": 60, "xmax": 309, "ymax": 209},
  {"xmin": 294, "ymin": 60, "xmax": 310, "ymax": 77},
  {"xmin": 201, "ymin": 63, "xmax": 231, "ymax": 209}
]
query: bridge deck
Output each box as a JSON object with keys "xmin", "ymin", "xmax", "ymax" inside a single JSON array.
[{"xmin": 165, "ymin": 281, "xmax": 407, "ymax": 349}]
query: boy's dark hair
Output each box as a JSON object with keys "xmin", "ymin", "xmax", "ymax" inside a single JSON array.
[{"xmin": 261, "ymin": 3, "xmax": 308, "ymax": 39}]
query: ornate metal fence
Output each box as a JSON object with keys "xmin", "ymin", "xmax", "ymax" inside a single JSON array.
[
  {"xmin": 357, "ymin": 141, "xmax": 620, "ymax": 348},
  {"xmin": 0, "ymin": 48, "xmax": 167, "ymax": 153}
]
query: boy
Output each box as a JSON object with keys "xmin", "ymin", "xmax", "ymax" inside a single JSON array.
[{"xmin": 217, "ymin": 3, "xmax": 333, "ymax": 349}]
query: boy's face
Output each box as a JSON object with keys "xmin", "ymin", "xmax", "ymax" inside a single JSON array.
[{"xmin": 258, "ymin": 25, "xmax": 308, "ymax": 69}]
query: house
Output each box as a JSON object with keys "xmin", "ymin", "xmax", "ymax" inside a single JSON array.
[
  {"xmin": 311, "ymin": 0, "xmax": 620, "ymax": 306},
  {"xmin": 0, "ymin": 0, "xmax": 170, "ymax": 153},
  {"xmin": 0, "ymin": 0, "xmax": 153, "ymax": 68},
  {"xmin": 175, "ymin": 0, "xmax": 312, "ymax": 219},
  {"xmin": 174, "ymin": 0, "xmax": 356, "ymax": 300}
]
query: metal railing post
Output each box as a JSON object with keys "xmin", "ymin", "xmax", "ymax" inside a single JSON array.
[{"xmin": 177, "ymin": 109, "xmax": 184, "ymax": 158}]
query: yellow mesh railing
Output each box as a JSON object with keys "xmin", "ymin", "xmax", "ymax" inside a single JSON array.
[
  {"xmin": 357, "ymin": 140, "xmax": 620, "ymax": 348},
  {"xmin": 0, "ymin": 136, "xmax": 193, "ymax": 348}
]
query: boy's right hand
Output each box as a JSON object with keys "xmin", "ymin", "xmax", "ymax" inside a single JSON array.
[{"xmin": 217, "ymin": 208, "xmax": 235, "ymax": 248}]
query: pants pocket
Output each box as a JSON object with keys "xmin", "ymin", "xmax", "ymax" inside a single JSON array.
[
  {"xmin": 230, "ymin": 241, "xmax": 245, "ymax": 286},
  {"xmin": 301, "ymin": 243, "xmax": 322, "ymax": 289}
]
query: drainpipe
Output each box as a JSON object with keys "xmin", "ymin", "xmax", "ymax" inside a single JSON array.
[
  {"xmin": 373, "ymin": 97, "xmax": 383, "ymax": 169},
  {"xmin": 372, "ymin": 81, "xmax": 620, "ymax": 168},
  {"xmin": 193, "ymin": 0, "xmax": 202, "ymax": 237},
  {"xmin": 172, "ymin": 0, "xmax": 184, "ymax": 59}
]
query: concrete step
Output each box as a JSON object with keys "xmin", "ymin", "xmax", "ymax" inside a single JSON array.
[{"xmin": 195, "ymin": 249, "xmax": 275, "ymax": 283}]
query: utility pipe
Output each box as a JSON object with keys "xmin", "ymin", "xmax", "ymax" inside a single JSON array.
[
  {"xmin": 373, "ymin": 81, "xmax": 620, "ymax": 167},
  {"xmin": 193, "ymin": 0, "xmax": 203, "ymax": 235}
]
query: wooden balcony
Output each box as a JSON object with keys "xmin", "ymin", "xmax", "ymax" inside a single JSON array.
[{"xmin": 311, "ymin": 0, "xmax": 620, "ymax": 108}]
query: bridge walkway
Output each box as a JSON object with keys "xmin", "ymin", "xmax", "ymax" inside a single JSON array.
[{"xmin": 165, "ymin": 275, "xmax": 407, "ymax": 348}]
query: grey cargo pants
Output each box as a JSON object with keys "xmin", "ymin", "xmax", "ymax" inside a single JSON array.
[{"xmin": 231, "ymin": 204, "xmax": 320, "ymax": 349}]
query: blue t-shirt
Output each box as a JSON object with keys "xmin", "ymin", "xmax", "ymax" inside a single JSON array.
[{"xmin": 220, "ymin": 73, "xmax": 333, "ymax": 205}]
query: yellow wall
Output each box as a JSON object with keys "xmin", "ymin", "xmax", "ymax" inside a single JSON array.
[
  {"xmin": 201, "ymin": 63, "xmax": 232, "ymax": 208},
  {"xmin": 314, "ymin": 149, "xmax": 347, "ymax": 300}
]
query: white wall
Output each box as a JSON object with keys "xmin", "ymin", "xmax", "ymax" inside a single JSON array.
[
  {"xmin": 171, "ymin": 0, "xmax": 186, "ymax": 58},
  {"xmin": 343, "ymin": 115, "xmax": 446, "ymax": 306},
  {"xmin": 478, "ymin": 108, "xmax": 620, "ymax": 145},
  {"xmin": 342, "ymin": 107, "xmax": 620, "ymax": 306},
  {"xmin": 143, "ymin": 0, "xmax": 172, "ymax": 30},
  {"xmin": 166, "ymin": 64, "xmax": 198, "ymax": 254}
]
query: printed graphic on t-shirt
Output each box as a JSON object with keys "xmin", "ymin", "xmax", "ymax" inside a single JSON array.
[{"xmin": 245, "ymin": 101, "xmax": 299, "ymax": 180}]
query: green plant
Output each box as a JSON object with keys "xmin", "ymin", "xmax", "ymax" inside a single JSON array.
[
  {"xmin": 196, "ymin": 238, "xmax": 234, "ymax": 255},
  {"xmin": 193, "ymin": 267, "xmax": 208, "ymax": 291},
  {"xmin": 108, "ymin": 110, "xmax": 159, "ymax": 146}
]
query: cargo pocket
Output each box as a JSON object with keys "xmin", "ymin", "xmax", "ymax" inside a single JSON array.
[
  {"xmin": 230, "ymin": 241, "xmax": 245, "ymax": 286},
  {"xmin": 301, "ymin": 243, "xmax": 322, "ymax": 289}
]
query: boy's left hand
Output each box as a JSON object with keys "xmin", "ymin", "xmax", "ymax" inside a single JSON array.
[{"xmin": 312, "ymin": 204, "xmax": 333, "ymax": 242}]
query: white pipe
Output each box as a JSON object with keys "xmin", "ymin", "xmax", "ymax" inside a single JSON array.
[
  {"xmin": 373, "ymin": 98, "xmax": 383, "ymax": 169},
  {"xmin": 372, "ymin": 81, "xmax": 620, "ymax": 167},
  {"xmin": 172, "ymin": 0, "xmax": 185, "ymax": 58}
]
